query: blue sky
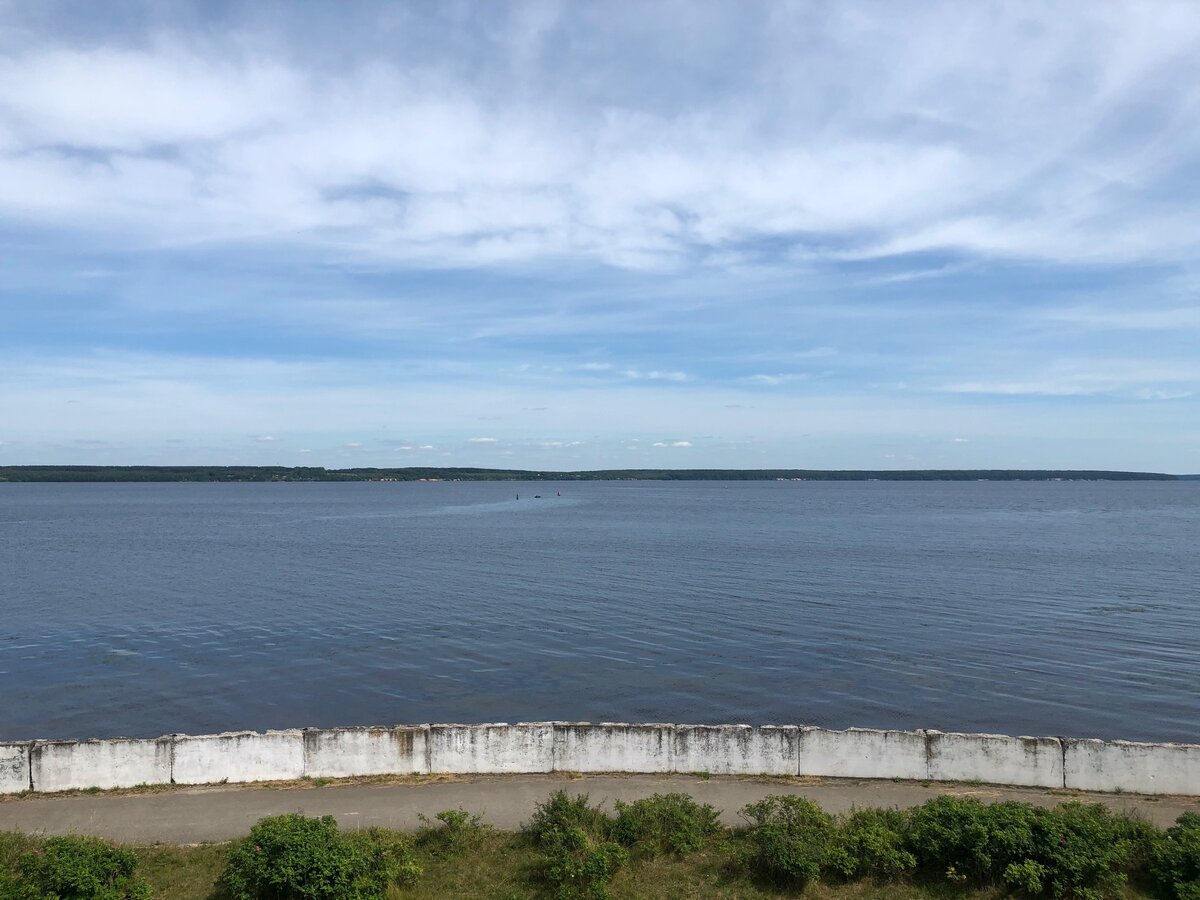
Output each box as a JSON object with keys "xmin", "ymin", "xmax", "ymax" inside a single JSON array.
[{"xmin": 2, "ymin": 1, "xmax": 1198, "ymax": 471}]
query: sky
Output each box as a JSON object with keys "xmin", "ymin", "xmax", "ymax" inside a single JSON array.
[{"xmin": 1, "ymin": 1, "xmax": 1198, "ymax": 472}]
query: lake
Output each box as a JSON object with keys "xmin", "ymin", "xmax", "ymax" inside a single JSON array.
[{"xmin": 1, "ymin": 480, "xmax": 1197, "ymax": 742}]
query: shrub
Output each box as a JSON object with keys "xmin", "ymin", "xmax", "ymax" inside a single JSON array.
[
  {"xmin": 8, "ymin": 834, "xmax": 150, "ymax": 900},
  {"xmin": 741, "ymin": 795, "xmax": 835, "ymax": 886},
  {"xmin": 221, "ymin": 813, "xmax": 419, "ymax": 900},
  {"xmin": 612, "ymin": 793, "xmax": 722, "ymax": 855},
  {"xmin": 343, "ymin": 828, "xmax": 422, "ymax": 892},
  {"xmin": 906, "ymin": 796, "xmax": 1155, "ymax": 896},
  {"xmin": 539, "ymin": 825, "xmax": 628, "ymax": 899},
  {"xmin": 415, "ymin": 808, "xmax": 489, "ymax": 858},
  {"xmin": 1009, "ymin": 802, "xmax": 1157, "ymax": 898},
  {"xmin": 525, "ymin": 793, "xmax": 625, "ymax": 898},
  {"xmin": 1152, "ymin": 813, "xmax": 1200, "ymax": 899},
  {"xmin": 906, "ymin": 795, "xmax": 1000, "ymax": 881},
  {"xmin": 1003, "ymin": 858, "xmax": 1050, "ymax": 894},
  {"xmin": 524, "ymin": 792, "xmax": 613, "ymax": 844},
  {"xmin": 824, "ymin": 807, "xmax": 916, "ymax": 880}
]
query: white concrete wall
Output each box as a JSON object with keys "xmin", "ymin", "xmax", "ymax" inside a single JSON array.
[
  {"xmin": 926, "ymin": 731, "xmax": 1063, "ymax": 788},
  {"xmin": 798, "ymin": 727, "xmax": 929, "ymax": 780},
  {"xmin": 673, "ymin": 725, "xmax": 799, "ymax": 775},
  {"xmin": 429, "ymin": 724, "xmax": 553, "ymax": 774},
  {"xmin": 30, "ymin": 738, "xmax": 172, "ymax": 792},
  {"xmin": 2, "ymin": 724, "xmax": 1197, "ymax": 796},
  {"xmin": 0, "ymin": 743, "xmax": 30, "ymax": 794},
  {"xmin": 303, "ymin": 726, "xmax": 429, "ymax": 778},
  {"xmin": 1064, "ymin": 739, "xmax": 1200, "ymax": 796},
  {"xmin": 554, "ymin": 723, "xmax": 673, "ymax": 773},
  {"xmin": 173, "ymin": 730, "xmax": 304, "ymax": 785}
]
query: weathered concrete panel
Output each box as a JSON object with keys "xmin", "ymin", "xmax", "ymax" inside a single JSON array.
[
  {"xmin": 1065, "ymin": 739, "xmax": 1200, "ymax": 796},
  {"xmin": 798, "ymin": 727, "xmax": 928, "ymax": 780},
  {"xmin": 673, "ymin": 725, "xmax": 799, "ymax": 775},
  {"xmin": 554, "ymin": 723, "xmax": 673, "ymax": 773},
  {"xmin": 0, "ymin": 743, "xmax": 31, "ymax": 794},
  {"xmin": 172, "ymin": 730, "xmax": 304, "ymax": 785},
  {"xmin": 31, "ymin": 738, "xmax": 172, "ymax": 792},
  {"xmin": 429, "ymin": 724, "xmax": 553, "ymax": 774},
  {"xmin": 303, "ymin": 726, "xmax": 429, "ymax": 778},
  {"xmin": 926, "ymin": 731, "xmax": 1063, "ymax": 788}
]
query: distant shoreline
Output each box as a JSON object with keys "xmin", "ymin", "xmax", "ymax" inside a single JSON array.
[{"xmin": 0, "ymin": 465, "xmax": 1188, "ymax": 482}]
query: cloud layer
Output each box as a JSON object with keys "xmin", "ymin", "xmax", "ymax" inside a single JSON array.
[{"xmin": 1, "ymin": 1, "xmax": 1198, "ymax": 470}]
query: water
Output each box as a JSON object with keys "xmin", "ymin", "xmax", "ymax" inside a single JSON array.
[{"xmin": 1, "ymin": 480, "xmax": 1197, "ymax": 743}]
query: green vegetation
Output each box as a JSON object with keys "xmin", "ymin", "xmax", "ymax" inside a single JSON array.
[
  {"xmin": 0, "ymin": 833, "xmax": 150, "ymax": 899},
  {"xmin": 523, "ymin": 791, "xmax": 629, "ymax": 898},
  {"xmin": 220, "ymin": 813, "xmax": 420, "ymax": 900},
  {"xmin": 414, "ymin": 808, "xmax": 490, "ymax": 859},
  {"xmin": 1150, "ymin": 813, "xmax": 1200, "ymax": 899},
  {"xmin": 0, "ymin": 465, "xmax": 1179, "ymax": 483},
  {"xmin": 4, "ymin": 792, "xmax": 1198, "ymax": 898},
  {"xmin": 612, "ymin": 793, "xmax": 723, "ymax": 855},
  {"xmin": 741, "ymin": 795, "xmax": 836, "ymax": 887}
]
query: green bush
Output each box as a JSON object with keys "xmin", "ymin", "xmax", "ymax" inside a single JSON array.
[
  {"xmin": 1003, "ymin": 858, "xmax": 1050, "ymax": 894},
  {"xmin": 538, "ymin": 825, "xmax": 628, "ymax": 899},
  {"xmin": 6, "ymin": 835, "xmax": 150, "ymax": 900},
  {"xmin": 741, "ymin": 795, "xmax": 835, "ymax": 886},
  {"xmin": 221, "ymin": 813, "xmax": 419, "ymax": 900},
  {"xmin": 1152, "ymin": 813, "xmax": 1200, "ymax": 899},
  {"xmin": 415, "ymin": 808, "xmax": 489, "ymax": 858},
  {"xmin": 612, "ymin": 793, "xmax": 722, "ymax": 855},
  {"xmin": 907, "ymin": 796, "xmax": 1157, "ymax": 897},
  {"xmin": 907, "ymin": 795, "xmax": 1005, "ymax": 881},
  {"xmin": 524, "ymin": 792, "xmax": 613, "ymax": 844},
  {"xmin": 525, "ymin": 793, "xmax": 625, "ymax": 898},
  {"xmin": 824, "ymin": 807, "xmax": 916, "ymax": 880},
  {"xmin": 1008, "ymin": 802, "xmax": 1156, "ymax": 898}
]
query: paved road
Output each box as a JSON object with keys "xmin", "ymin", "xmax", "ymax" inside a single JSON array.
[{"xmin": 2, "ymin": 775, "xmax": 1197, "ymax": 845}]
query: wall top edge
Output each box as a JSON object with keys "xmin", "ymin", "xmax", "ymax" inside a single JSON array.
[
  {"xmin": 7, "ymin": 725, "xmax": 1198, "ymax": 752},
  {"xmin": 172, "ymin": 729, "xmax": 306, "ymax": 740},
  {"xmin": 925, "ymin": 731, "xmax": 1063, "ymax": 742},
  {"xmin": 28, "ymin": 736, "xmax": 172, "ymax": 748}
]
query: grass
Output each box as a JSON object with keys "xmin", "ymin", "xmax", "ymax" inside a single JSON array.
[
  {"xmin": 103, "ymin": 830, "xmax": 1162, "ymax": 899},
  {"xmin": 135, "ymin": 843, "xmax": 230, "ymax": 898}
]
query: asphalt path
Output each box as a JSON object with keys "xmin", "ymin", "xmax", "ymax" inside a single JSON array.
[{"xmin": 2, "ymin": 775, "xmax": 1196, "ymax": 844}]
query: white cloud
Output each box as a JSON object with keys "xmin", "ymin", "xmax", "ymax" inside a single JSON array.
[
  {"xmin": 623, "ymin": 369, "xmax": 690, "ymax": 382},
  {"xmin": 671, "ymin": 440, "xmax": 693, "ymax": 447},
  {"xmin": 3, "ymin": 4, "xmax": 1196, "ymax": 269},
  {"xmin": 1036, "ymin": 306, "xmax": 1200, "ymax": 331},
  {"xmin": 746, "ymin": 374, "xmax": 806, "ymax": 386},
  {"xmin": 468, "ymin": 436, "xmax": 498, "ymax": 443}
]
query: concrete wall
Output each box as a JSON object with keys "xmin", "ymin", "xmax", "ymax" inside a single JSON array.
[
  {"xmin": 555, "ymin": 723, "xmax": 673, "ymax": 773},
  {"xmin": 673, "ymin": 725, "xmax": 799, "ymax": 776},
  {"xmin": 799, "ymin": 727, "xmax": 929, "ymax": 780},
  {"xmin": 2, "ymin": 724, "xmax": 1197, "ymax": 796},
  {"xmin": 303, "ymin": 726, "xmax": 427, "ymax": 779},
  {"xmin": 31, "ymin": 738, "xmax": 172, "ymax": 792},
  {"xmin": 430, "ymin": 724, "xmax": 553, "ymax": 774},
  {"xmin": 0, "ymin": 743, "xmax": 30, "ymax": 794},
  {"xmin": 173, "ymin": 730, "xmax": 305, "ymax": 785},
  {"xmin": 1064, "ymin": 739, "xmax": 1200, "ymax": 797},
  {"xmin": 926, "ymin": 731, "xmax": 1064, "ymax": 789}
]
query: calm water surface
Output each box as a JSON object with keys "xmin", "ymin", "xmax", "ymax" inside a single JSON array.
[{"xmin": 1, "ymin": 480, "xmax": 1197, "ymax": 742}]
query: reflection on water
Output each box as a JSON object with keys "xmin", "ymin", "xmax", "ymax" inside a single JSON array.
[{"xmin": 1, "ymin": 480, "xmax": 1197, "ymax": 742}]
